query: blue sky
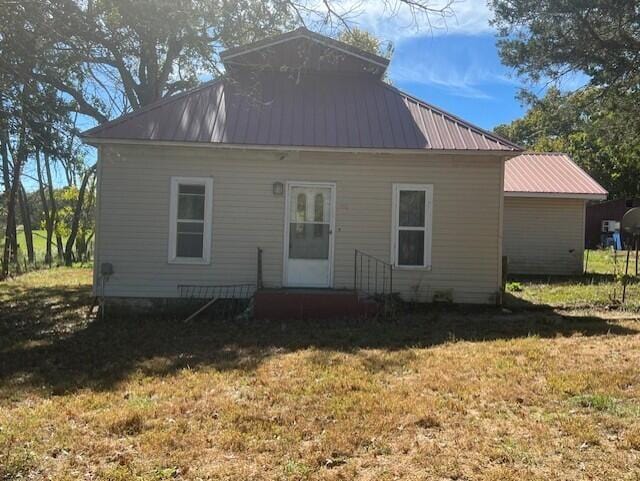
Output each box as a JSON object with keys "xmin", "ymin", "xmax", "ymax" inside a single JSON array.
[
  {"xmin": 388, "ymin": 34, "xmax": 527, "ymax": 130},
  {"xmin": 348, "ymin": 0, "xmax": 530, "ymax": 130}
]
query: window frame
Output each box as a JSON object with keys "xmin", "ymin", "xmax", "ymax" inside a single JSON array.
[
  {"xmin": 168, "ymin": 176, "xmax": 213, "ymax": 265},
  {"xmin": 391, "ymin": 183, "xmax": 433, "ymax": 269}
]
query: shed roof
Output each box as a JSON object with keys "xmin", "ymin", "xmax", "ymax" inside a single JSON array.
[
  {"xmin": 83, "ymin": 72, "xmax": 520, "ymax": 152},
  {"xmin": 505, "ymin": 152, "xmax": 607, "ymax": 200}
]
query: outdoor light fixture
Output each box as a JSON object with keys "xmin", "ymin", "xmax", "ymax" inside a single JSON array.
[{"xmin": 273, "ymin": 181, "xmax": 284, "ymax": 195}]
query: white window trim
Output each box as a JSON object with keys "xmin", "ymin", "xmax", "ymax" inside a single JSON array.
[
  {"xmin": 391, "ymin": 183, "xmax": 433, "ymax": 269},
  {"xmin": 168, "ymin": 176, "xmax": 213, "ymax": 265}
]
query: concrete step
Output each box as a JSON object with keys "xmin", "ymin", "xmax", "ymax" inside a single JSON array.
[{"xmin": 254, "ymin": 289, "xmax": 380, "ymax": 320}]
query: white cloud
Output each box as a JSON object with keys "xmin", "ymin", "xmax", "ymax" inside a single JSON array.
[
  {"xmin": 341, "ymin": 0, "xmax": 495, "ymax": 44},
  {"xmin": 391, "ymin": 52, "xmax": 520, "ymax": 99}
]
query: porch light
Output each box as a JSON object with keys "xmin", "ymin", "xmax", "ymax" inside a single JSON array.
[{"xmin": 273, "ymin": 181, "xmax": 284, "ymax": 195}]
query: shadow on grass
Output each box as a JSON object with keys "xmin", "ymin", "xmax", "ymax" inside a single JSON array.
[{"xmin": 1, "ymin": 282, "xmax": 638, "ymax": 395}]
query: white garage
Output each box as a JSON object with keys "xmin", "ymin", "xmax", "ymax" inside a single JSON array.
[{"xmin": 503, "ymin": 153, "xmax": 607, "ymax": 275}]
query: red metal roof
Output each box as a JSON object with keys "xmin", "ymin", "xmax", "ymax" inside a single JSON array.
[
  {"xmin": 83, "ymin": 72, "xmax": 520, "ymax": 152},
  {"xmin": 505, "ymin": 152, "xmax": 608, "ymax": 199}
]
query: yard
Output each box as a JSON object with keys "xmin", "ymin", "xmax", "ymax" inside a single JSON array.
[{"xmin": 1, "ymin": 255, "xmax": 639, "ymax": 480}]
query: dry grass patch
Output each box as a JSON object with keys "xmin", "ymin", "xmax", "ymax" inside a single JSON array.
[{"xmin": 2, "ymin": 268, "xmax": 640, "ymax": 479}]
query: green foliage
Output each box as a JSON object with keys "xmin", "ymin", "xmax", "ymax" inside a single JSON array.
[
  {"xmin": 491, "ymin": 0, "xmax": 640, "ymax": 95},
  {"xmin": 490, "ymin": 0, "xmax": 640, "ymax": 200},
  {"xmin": 36, "ymin": 185, "xmax": 95, "ymax": 242},
  {"xmin": 9, "ymin": 0, "xmax": 296, "ymax": 117},
  {"xmin": 506, "ymin": 281, "xmax": 523, "ymax": 292},
  {"xmin": 338, "ymin": 28, "xmax": 394, "ymax": 59},
  {"xmin": 495, "ymin": 87, "xmax": 640, "ymax": 198}
]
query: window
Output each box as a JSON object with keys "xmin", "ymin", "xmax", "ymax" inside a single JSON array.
[
  {"xmin": 391, "ymin": 184, "xmax": 433, "ymax": 268},
  {"xmin": 168, "ymin": 177, "xmax": 213, "ymax": 264}
]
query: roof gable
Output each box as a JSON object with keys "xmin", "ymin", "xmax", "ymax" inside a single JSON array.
[
  {"xmin": 505, "ymin": 153, "xmax": 608, "ymax": 199},
  {"xmin": 221, "ymin": 27, "xmax": 390, "ymax": 79},
  {"xmin": 83, "ymin": 72, "xmax": 520, "ymax": 152}
]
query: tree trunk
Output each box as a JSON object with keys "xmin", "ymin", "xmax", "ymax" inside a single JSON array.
[
  {"xmin": 64, "ymin": 164, "xmax": 95, "ymax": 266},
  {"xmin": 17, "ymin": 182, "xmax": 34, "ymax": 263},
  {"xmin": 77, "ymin": 174, "xmax": 97, "ymax": 263},
  {"xmin": 2, "ymin": 131, "xmax": 26, "ymax": 279},
  {"xmin": 36, "ymin": 150, "xmax": 54, "ymax": 266},
  {"xmin": 1, "ymin": 136, "xmax": 18, "ymax": 271},
  {"xmin": 44, "ymin": 151, "xmax": 64, "ymax": 260}
]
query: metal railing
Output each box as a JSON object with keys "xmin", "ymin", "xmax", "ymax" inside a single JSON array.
[
  {"xmin": 178, "ymin": 283, "xmax": 256, "ymax": 300},
  {"xmin": 354, "ymin": 249, "xmax": 393, "ymax": 297}
]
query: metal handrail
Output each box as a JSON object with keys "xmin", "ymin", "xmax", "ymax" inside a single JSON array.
[{"xmin": 354, "ymin": 249, "xmax": 393, "ymax": 296}]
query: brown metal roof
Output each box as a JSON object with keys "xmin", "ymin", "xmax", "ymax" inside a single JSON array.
[
  {"xmin": 83, "ymin": 72, "xmax": 520, "ymax": 152},
  {"xmin": 505, "ymin": 152, "xmax": 608, "ymax": 199}
]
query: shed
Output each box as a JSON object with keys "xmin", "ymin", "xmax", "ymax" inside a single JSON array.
[
  {"xmin": 585, "ymin": 198, "xmax": 640, "ymax": 248},
  {"xmin": 503, "ymin": 153, "xmax": 607, "ymax": 275}
]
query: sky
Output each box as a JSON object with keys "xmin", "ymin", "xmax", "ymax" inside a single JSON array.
[{"xmin": 343, "ymin": 0, "xmax": 527, "ymax": 130}]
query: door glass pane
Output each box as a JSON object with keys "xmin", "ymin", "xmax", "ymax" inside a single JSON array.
[
  {"xmin": 289, "ymin": 224, "xmax": 330, "ymax": 259},
  {"xmin": 178, "ymin": 189, "xmax": 205, "ymax": 220},
  {"xmin": 296, "ymin": 193, "xmax": 307, "ymax": 222},
  {"xmin": 399, "ymin": 190, "xmax": 425, "ymax": 227},
  {"xmin": 398, "ymin": 230, "xmax": 424, "ymax": 266},
  {"xmin": 290, "ymin": 187, "xmax": 332, "ymax": 223},
  {"xmin": 314, "ymin": 193, "xmax": 324, "ymax": 222}
]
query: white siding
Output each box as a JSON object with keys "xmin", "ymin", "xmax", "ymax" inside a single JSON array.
[
  {"xmin": 503, "ymin": 196, "xmax": 586, "ymax": 275},
  {"xmin": 95, "ymin": 144, "xmax": 504, "ymax": 304}
]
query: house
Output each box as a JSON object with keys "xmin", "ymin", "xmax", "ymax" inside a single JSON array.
[
  {"xmin": 503, "ymin": 153, "xmax": 607, "ymax": 275},
  {"xmin": 585, "ymin": 198, "xmax": 640, "ymax": 249},
  {"xmin": 82, "ymin": 27, "xmax": 524, "ymax": 309}
]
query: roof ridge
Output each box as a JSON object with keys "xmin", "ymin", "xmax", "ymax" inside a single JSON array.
[
  {"xmin": 520, "ymin": 151, "xmax": 566, "ymax": 156},
  {"xmin": 220, "ymin": 27, "xmax": 390, "ymax": 69},
  {"xmin": 81, "ymin": 79, "xmax": 223, "ymax": 137},
  {"xmin": 381, "ymin": 82, "xmax": 522, "ymax": 151}
]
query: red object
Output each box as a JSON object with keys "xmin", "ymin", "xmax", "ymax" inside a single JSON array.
[
  {"xmin": 254, "ymin": 289, "xmax": 379, "ymax": 320},
  {"xmin": 505, "ymin": 152, "xmax": 607, "ymax": 198}
]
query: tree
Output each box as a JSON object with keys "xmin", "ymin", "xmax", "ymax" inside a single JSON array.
[
  {"xmin": 491, "ymin": 0, "xmax": 640, "ymax": 200},
  {"xmin": 338, "ymin": 28, "xmax": 394, "ymax": 59},
  {"xmin": 491, "ymin": 0, "xmax": 640, "ymax": 95},
  {"xmin": 495, "ymin": 87, "xmax": 640, "ymax": 199},
  {"xmin": 2, "ymin": 0, "xmax": 456, "ymax": 275},
  {"xmin": 0, "ymin": 2, "xmax": 80, "ymax": 275},
  {"xmin": 4, "ymin": 0, "xmax": 455, "ymax": 126}
]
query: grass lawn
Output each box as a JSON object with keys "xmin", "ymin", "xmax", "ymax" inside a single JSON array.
[
  {"xmin": 0, "ymin": 228, "xmax": 90, "ymax": 267},
  {"xmin": 506, "ymin": 249, "xmax": 640, "ymax": 311},
  {"xmin": 1, "ymin": 267, "xmax": 640, "ymax": 480}
]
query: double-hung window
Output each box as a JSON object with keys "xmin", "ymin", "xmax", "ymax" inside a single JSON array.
[
  {"xmin": 392, "ymin": 184, "xmax": 433, "ymax": 268},
  {"xmin": 168, "ymin": 177, "xmax": 213, "ymax": 264}
]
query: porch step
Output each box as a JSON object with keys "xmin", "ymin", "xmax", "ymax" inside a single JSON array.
[{"xmin": 254, "ymin": 289, "xmax": 379, "ymax": 320}]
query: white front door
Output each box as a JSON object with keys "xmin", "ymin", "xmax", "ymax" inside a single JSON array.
[{"xmin": 284, "ymin": 182, "xmax": 335, "ymax": 287}]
